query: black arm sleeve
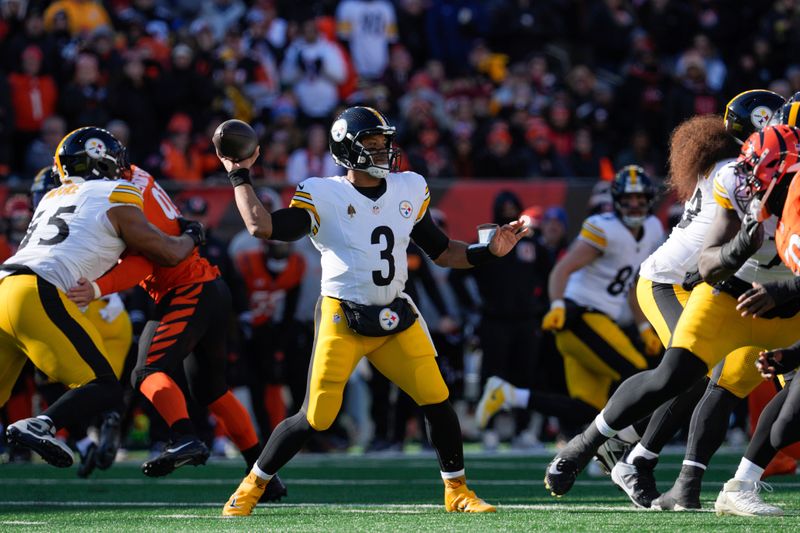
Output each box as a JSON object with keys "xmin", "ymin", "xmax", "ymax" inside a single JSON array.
[
  {"xmin": 410, "ymin": 210, "xmax": 449, "ymax": 260},
  {"xmin": 270, "ymin": 207, "xmax": 311, "ymax": 241},
  {"xmin": 412, "ymin": 246, "xmax": 450, "ymax": 316}
]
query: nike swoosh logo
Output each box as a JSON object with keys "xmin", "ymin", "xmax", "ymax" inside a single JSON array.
[
  {"xmin": 298, "ymin": 184, "xmax": 305, "ymax": 190},
  {"xmin": 166, "ymin": 442, "xmax": 193, "ymax": 454},
  {"xmin": 229, "ymin": 497, "xmax": 240, "ymax": 509},
  {"xmin": 173, "ymin": 458, "xmax": 192, "ymax": 468},
  {"xmin": 548, "ymin": 461, "xmax": 562, "ymax": 475}
]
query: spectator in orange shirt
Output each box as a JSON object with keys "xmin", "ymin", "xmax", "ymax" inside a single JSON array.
[
  {"xmin": 9, "ymin": 44, "xmax": 57, "ymax": 172},
  {"xmin": 159, "ymin": 113, "xmax": 205, "ymax": 182}
]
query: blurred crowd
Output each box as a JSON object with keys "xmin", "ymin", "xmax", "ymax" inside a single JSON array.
[
  {"xmin": 0, "ymin": 0, "xmax": 782, "ymax": 457},
  {"xmin": 2, "ymin": 0, "xmax": 800, "ymax": 184}
]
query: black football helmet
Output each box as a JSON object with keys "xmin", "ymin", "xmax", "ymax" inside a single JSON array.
[
  {"xmin": 54, "ymin": 127, "xmax": 128, "ymax": 183},
  {"xmin": 30, "ymin": 166, "xmax": 60, "ymax": 209},
  {"xmin": 329, "ymin": 106, "xmax": 399, "ymax": 179},
  {"xmin": 611, "ymin": 165, "xmax": 656, "ymax": 229},
  {"xmin": 724, "ymin": 90, "xmax": 786, "ymax": 144},
  {"xmin": 772, "ymin": 100, "xmax": 800, "ymax": 127}
]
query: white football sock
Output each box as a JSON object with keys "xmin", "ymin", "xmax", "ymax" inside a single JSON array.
[
  {"xmin": 625, "ymin": 442, "xmax": 658, "ymax": 464},
  {"xmin": 594, "ymin": 411, "xmax": 617, "ymax": 438},
  {"xmin": 76, "ymin": 436, "xmax": 95, "ymax": 456},
  {"xmin": 511, "ymin": 387, "xmax": 530, "ymax": 409},
  {"xmin": 251, "ymin": 464, "xmax": 274, "ymax": 482},
  {"xmin": 441, "ymin": 469, "xmax": 465, "ymax": 480},
  {"xmin": 734, "ymin": 458, "xmax": 764, "ymax": 483}
]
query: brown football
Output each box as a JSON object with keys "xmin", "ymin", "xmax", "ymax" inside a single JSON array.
[{"xmin": 212, "ymin": 119, "xmax": 258, "ymax": 162}]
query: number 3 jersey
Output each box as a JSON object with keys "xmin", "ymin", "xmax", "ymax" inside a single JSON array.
[
  {"xmin": 564, "ymin": 213, "xmax": 664, "ymax": 321},
  {"xmin": 639, "ymin": 159, "xmax": 732, "ymax": 285},
  {"xmin": 290, "ymin": 172, "xmax": 430, "ymax": 306},
  {"xmin": 0, "ymin": 179, "xmax": 143, "ymax": 292}
]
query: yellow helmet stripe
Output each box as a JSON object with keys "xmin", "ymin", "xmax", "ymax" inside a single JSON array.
[
  {"xmin": 366, "ymin": 107, "xmax": 387, "ymax": 127},
  {"xmin": 789, "ymin": 103, "xmax": 800, "ymax": 127},
  {"xmin": 629, "ymin": 166, "xmax": 637, "ymax": 185},
  {"xmin": 53, "ymin": 128, "xmax": 84, "ymax": 181}
]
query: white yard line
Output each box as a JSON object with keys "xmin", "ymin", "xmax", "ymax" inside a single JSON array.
[{"xmin": 2, "ymin": 477, "xmax": 800, "ymax": 488}]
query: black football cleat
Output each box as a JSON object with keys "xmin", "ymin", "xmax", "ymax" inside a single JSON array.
[
  {"xmin": 610, "ymin": 456, "xmax": 660, "ymax": 508},
  {"xmin": 6, "ymin": 417, "xmax": 73, "ymax": 468},
  {"xmin": 77, "ymin": 442, "xmax": 98, "ymax": 478},
  {"xmin": 544, "ymin": 433, "xmax": 597, "ymax": 497},
  {"xmin": 260, "ymin": 473, "xmax": 288, "ymax": 502},
  {"xmin": 95, "ymin": 411, "xmax": 121, "ymax": 470},
  {"xmin": 141, "ymin": 435, "xmax": 209, "ymax": 477},
  {"xmin": 651, "ymin": 466, "xmax": 704, "ymax": 511}
]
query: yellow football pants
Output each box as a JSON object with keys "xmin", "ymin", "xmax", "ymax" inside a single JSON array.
[
  {"xmin": 84, "ymin": 299, "xmax": 133, "ymax": 379},
  {"xmin": 670, "ymin": 282, "xmax": 800, "ymax": 398},
  {"xmin": 0, "ymin": 274, "xmax": 115, "ymax": 407},
  {"xmin": 555, "ymin": 310, "xmax": 649, "ymax": 411},
  {"xmin": 303, "ymin": 296, "xmax": 448, "ymax": 431}
]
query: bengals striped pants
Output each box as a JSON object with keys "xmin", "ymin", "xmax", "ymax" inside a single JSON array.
[{"xmin": 132, "ymin": 278, "xmax": 231, "ymax": 406}]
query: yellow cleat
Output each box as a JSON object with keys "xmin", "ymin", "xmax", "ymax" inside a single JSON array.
[
  {"xmin": 475, "ymin": 376, "xmax": 512, "ymax": 429},
  {"xmin": 222, "ymin": 472, "xmax": 268, "ymax": 516},
  {"xmin": 444, "ymin": 477, "xmax": 497, "ymax": 513}
]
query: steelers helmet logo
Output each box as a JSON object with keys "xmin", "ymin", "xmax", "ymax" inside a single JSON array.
[
  {"xmin": 85, "ymin": 138, "xmax": 108, "ymax": 160},
  {"xmin": 750, "ymin": 106, "xmax": 773, "ymax": 129},
  {"xmin": 399, "ymin": 200, "xmax": 413, "ymax": 218},
  {"xmin": 331, "ymin": 119, "xmax": 347, "ymax": 142},
  {"xmin": 379, "ymin": 308, "xmax": 400, "ymax": 331}
]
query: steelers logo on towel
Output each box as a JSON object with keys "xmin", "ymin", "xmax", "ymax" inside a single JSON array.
[
  {"xmin": 399, "ymin": 200, "xmax": 413, "ymax": 219},
  {"xmin": 379, "ymin": 308, "xmax": 400, "ymax": 331},
  {"xmin": 85, "ymin": 138, "xmax": 108, "ymax": 160}
]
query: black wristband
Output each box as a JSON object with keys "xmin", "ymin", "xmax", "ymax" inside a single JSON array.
[
  {"xmin": 466, "ymin": 243, "xmax": 496, "ymax": 266},
  {"xmin": 229, "ymin": 168, "xmax": 252, "ymax": 187}
]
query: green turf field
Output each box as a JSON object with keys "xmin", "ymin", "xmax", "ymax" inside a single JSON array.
[{"xmin": 0, "ymin": 450, "xmax": 797, "ymax": 531}]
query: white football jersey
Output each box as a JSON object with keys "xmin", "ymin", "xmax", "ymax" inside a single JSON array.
[
  {"xmin": 336, "ymin": 0, "xmax": 398, "ymax": 79},
  {"xmin": 712, "ymin": 161, "xmax": 794, "ymax": 284},
  {"xmin": 1, "ymin": 180, "xmax": 143, "ymax": 293},
  {"xmin": 565, "ymin": 213, "xmax": 664, "ymax": 321},
  {"xmin": 290, "ymin": 172, "xmax": 430, "ymax": 306},
  {"xmin": 640, "ymin": 159, "xmax": 733, "ymax": 284}
]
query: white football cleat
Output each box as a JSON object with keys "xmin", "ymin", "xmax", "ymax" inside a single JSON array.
[
  {"xmin": 6, "ymin": 417, "xmax": 73, "ymax": 467},
  {"xmin": 714, "ymin": 479, "xmax": 783, "ymax": 517}
]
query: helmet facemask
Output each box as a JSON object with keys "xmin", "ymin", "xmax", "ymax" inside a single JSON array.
[
  {"xmin": 348, "ymin": 131, "xmax": 399, "ymax": 179},
  {"xmin": 615, "ymin": 193, "xmax": 650, "ymax": 229}
]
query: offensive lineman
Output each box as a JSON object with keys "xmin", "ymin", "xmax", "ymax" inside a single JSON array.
[
  {"xmin": 544, "ymin": 124, "xmax": 800, "ymax": 502},
  {"xmin": 219, "ymin": 106, "xmax": 526, "ymax": 516},
  {"xmin": 476, "ymin": 166, "xmax": 664, "ymax": 440},
  {"xmin": 1, "ymin": 127, "xmax": 200, "ymax": 467}
]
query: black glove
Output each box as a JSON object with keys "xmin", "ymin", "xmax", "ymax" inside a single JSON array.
[
  {"xmin": 682, "ymin": 269, "xmax": 703, "ymax": 291},
  {"xmin": 765, "ymin": 344, "xmax": 800, "ymax": 375},
  {"xmin": 718, "ymin": 214, "xmax": 763, "ymax": 271},
  {"xmin": 178, "ymin": 217, "xmax": 206, "ymax": 247}
]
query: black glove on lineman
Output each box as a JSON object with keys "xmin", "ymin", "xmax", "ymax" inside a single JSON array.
[
  {"xmin": 178, "ymin": 217, "xmax": 206, "ymax": 247},
  {"xmin": 765, "ymin": 342, "xmax": 800, "ymax": 375},
  {"xmin": 719, "ymin": 214, "xmax": 764, "ymax": 271},
  {"xmin": 682, "ymin": 269, "xmax": 704, "ymax": 291}
]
